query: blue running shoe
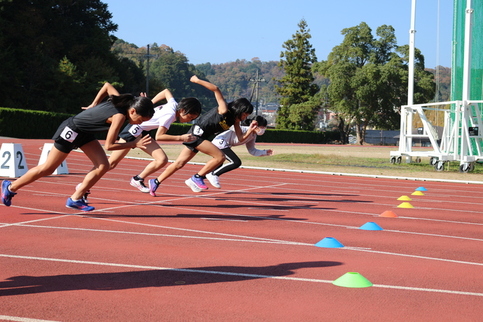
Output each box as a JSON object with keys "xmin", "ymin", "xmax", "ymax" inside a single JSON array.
[
  {"xmin": 1, "ymin": 180, "xmax": 16, "ymax": 207},
  {"xmin": 185, "ymin": 175, "xmax": 208, "ymax": 193},
  {"xmin": 66, "ymin": 198, "xmax": 95, "ymax": 212},
  {"xmin": 148, "ymin": 179, "xmax": 159, "ymax": 197},
  {"xmin": 76, "ymin": 183, "xmax": 91, "ymax": 204}
]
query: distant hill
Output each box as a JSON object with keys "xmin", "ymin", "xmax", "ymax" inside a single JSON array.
[
  {"xmin": 426, "ymin": 66, "xmax": 451, "ymax": 102},
  {"xmin": 112, "ymin": 40, "xmax": 451, "ymax": 107}
]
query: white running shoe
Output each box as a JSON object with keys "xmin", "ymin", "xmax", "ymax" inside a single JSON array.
[
  {"xmin": 205, "ymin": 172, "xmax": 221, "ymax": 188},
  {"xmin": 130, "ymin": 177, "xmax": 150, "ymax": 193},
  {"xmin": 185, "ymin": 176, "xmax": 208, "ymax": 193}
]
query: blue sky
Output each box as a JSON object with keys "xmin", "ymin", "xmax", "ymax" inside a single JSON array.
[{"xmin": 103, "ymin": 0, "xmax": 453, "ymax": 68}]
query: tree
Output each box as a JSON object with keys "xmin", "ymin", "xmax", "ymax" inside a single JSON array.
[
  {"xmin": 148, "ymin": 45, "xmax": 217, "ymax": 110},
  {"xmin": 107, "ymin": 42, "xmax": 286, "ymax": 111},
  {"xmin": 275, "ymin": 19, "xmax": 319, "ymax": 130},
  {"xmin": 0, "ymin": 0, "xmax": 141, "ymax": 113},
  {"xmin": 201, "ymin": 59, "xmax": 281, "ymax": 105},
  {"xmin": 314, "ymin": 22, "xmax": 435, "ymax": 144},
  {"xmin": 426, "ymin": 66, "xmax": 451, "ymax": 102}
]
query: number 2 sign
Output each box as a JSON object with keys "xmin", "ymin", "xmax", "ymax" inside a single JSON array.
[{"xmin": 0, "ymin": 143, "xmax": 29, "ymax": 178}]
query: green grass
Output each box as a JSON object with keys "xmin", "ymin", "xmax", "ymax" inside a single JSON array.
[
  {"xmin": 241, "ymin": 152, "xmax": 483, "ymax": 175},
  {"xmin": 125, "ymin": 143, "xmax": 483, "ymax": 182}
]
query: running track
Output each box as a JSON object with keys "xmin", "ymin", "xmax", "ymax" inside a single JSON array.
[{"xmin": 1, "ymin": 139, "xmax": 482, "ymax": 321}]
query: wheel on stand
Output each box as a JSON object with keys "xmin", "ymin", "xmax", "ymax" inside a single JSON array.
[
  {"xmin": 469, "ymin": 162, "xmax": 475, "ymax": 172},
  {"xmin": 396, "ymin": 156, "xmax": 402, "ymax": 164},
  {"xmin": 430, "ymin": 157, "xmax": 438, "ymax": 166},
  {"xmin": 415, "ymin": 157, "xmax": 421, "ymax": 163},
  {"xmin": 459, "ymin": 162, "xmax": 475, "ymax": 173},
  {"xmin": 390, "ymin": 156, "xmax": 396, "ymax": 164},
  {"xmin": 434, "ymin": 161, "xmax": 445, "ymax": 171}
]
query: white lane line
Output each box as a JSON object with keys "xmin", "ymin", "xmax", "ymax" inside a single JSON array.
[
  {"xmin": 5, "ymin": 183, "xmax": 483, "ymax": 230},
  {"xmin": 210, "ymin": 195, "xmax": 483, "ymax": 226},
  {"xmin": 6, "ymin": 224, "xmax": 483, "ymax": 266},
  {"xmin": 201, "ymin": 217, "xmax": 249, "ymax": 222},
  {"xmin": 0, "ymin": 212, "xmax": 73, "ymax": 228},
  {"xmin": 3, "ymin": 198, "xmax": 482, "ymax": 247},
  {"xmin": 10, "ymin": 223, "xmax": 305, "ymax": 245},
  {"xmin": 0, "ymin": 315, "xmax": 59, "ymax": 322},
  {"xmin": 1, "ymin": 254, "xmax": 482, "ymax": 297},
  {"xmin": 88, "ymin": 210, "xmax": 483, "ymax": 243},
  {"xmin": 343, "ymin": 247, "xmax": 483, "ymax": 266}
]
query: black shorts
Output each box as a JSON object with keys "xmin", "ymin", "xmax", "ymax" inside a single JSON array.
[
  {"xmin": 119, "ymin": 124, "xmax": 151, "ymax": 142},
  {"xmin": 182, "ymin": 124, "xmax": 209, "ymax": 153},
  {"xmin": 52, "ymin": 117, "xmax": 96, "ymax": 153},
  {"xmin": 182, "ymin": 136, "xmax": 204, "ymax": 153}
]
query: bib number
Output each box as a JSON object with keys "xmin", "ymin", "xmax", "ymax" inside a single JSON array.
[
  {"xmin": 128, "ymin": 125, "xmax": 143, "ymax": 137},
  {"xmin": 60, "ymin": 126, "xmax": 78, "ymax": 143},
  {"xmin": 213, "ymin": 138, "xmax": 228, "ymax": 149},
  {"xmin": 192, "ymin": 125, "xmax": 204, "ymax": 136}
]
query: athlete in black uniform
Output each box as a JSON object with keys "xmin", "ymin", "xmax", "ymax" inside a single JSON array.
[
  {"xmin": 1, "ymin": 94, "xmax": 154, "ymax": 211},
  {"xmin": 148, "ymin": 75, "xmax": 254, "ymax": 195}
]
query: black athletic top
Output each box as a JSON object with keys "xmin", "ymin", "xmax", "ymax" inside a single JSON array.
[
  {"xmin": 190, "ymin": 106, "xmax": 235, "ymax": 139},
  {"xmin": 72, "ymin": 101, "xmax": 127, "ymax": 133}
]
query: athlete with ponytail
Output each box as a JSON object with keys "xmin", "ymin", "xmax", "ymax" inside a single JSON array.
[{"xmin": 1, "ymin": 90, "xmax": 154, "ymax": 211}]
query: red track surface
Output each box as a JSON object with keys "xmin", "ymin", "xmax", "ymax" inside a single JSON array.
[{"xmin": 1, "ymin": 138, "xmax": 482, "ymax": 321}]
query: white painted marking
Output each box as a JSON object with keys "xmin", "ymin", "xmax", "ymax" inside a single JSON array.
[
  {"xmin": 0, "ymin": 315, "xmax": 59, "ymax": 322},
  {"xmin": 344, "ymin": 248, "xmax": 483, "ymax": 266},
  {"xmin": 202, "ymin": 217, "xmax": 249, "ymax": 222},
  {"xmin": 1, "ymin": 254, "xmax": 482, "ymax": 297},
  {"xmin": 6, "ymin": 223, "xmax": 483, "ymax": 266}
]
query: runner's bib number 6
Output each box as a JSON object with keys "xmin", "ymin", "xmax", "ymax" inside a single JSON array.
[{"xmin": 60, "ymin": 126, "xmax": 78, "ymax": 143}]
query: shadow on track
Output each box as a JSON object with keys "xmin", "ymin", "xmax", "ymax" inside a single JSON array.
[{"xmin": 0, "ymin": 261, "xmax": 342, "ymax": 296}]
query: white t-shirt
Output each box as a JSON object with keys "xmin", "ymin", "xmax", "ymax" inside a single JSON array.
[
  {"xmin": 212, "ymin": 126, "xmax": 269, "ymax": 157},
  {"xmin": 138, "ymin": 97, "xmax": 178, "ymax": 132}
]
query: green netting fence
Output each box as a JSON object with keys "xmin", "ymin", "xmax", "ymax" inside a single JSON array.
[{"xmin": 450, "ymin": 0, "xmax": 483, "ymax": 155}]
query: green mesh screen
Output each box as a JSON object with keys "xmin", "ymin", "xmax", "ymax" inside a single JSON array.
[{"xmin": 451, "ymin": 0, "xmax": 483, "ymax": 155}]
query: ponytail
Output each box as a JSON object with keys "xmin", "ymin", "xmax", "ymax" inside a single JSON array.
[
  {"xmin": 108, "ymin": 93, "xmax": 136, "ymax": 110},
  {"xmin": 178, "ymin": 97, "xmax": 202, "ymax": 117},
  {"xmin": 242, "ymin": 115, "xmax": 267, "ymax": 127},
  {"xmin": 109, "ymin": 94, "xmax": 154, "ymax": 118},
  {"xmin": 228, "ymin": 98, "xmax": 254, "ymax": 120}
]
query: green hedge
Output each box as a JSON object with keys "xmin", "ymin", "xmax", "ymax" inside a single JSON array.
[
  {"xmin": 257, "ymin": 128, "xmax": 339, "ymax": 144},
  {"xmin": 166, "ymin": 123, "xmax": 339, "ymax": 144},
  {"xmin": 0, "ymin": 107, "xmax": 339, "ymax": 144},
  {"xmin": 0, "ymin": 108, "xmax": 73, "ymax": 139}
]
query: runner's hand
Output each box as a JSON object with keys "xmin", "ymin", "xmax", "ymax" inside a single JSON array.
[
  {"xmin": 135, "ymin": 134, "xmax": 152, "ymax": 149},
  {"xmin": 181, "ymin": 133, "xmax": 197, "ymax": 142}
]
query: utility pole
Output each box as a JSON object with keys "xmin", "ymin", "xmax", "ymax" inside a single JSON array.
[
  {"xmin": 249, "ymin": 70, "xmax": 265, "ymax": 115},
  {"xmin": 145, "ymin": 44, "xmax": 151, "ymax": 96},
  {"xmin": 117, "ymin": 46, "xmax": 157, "ymax": 95},
  {"xmin": 144, "ymin": 44, "xmax": 157, "ymax": 96}
]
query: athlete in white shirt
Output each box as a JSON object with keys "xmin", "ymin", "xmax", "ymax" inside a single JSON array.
[
  {"xmin": 206, "ymin": 115, "xmax": 273, "ymax": 188},
  {"xmin": 147, "ymin": 76, "xmax": 253, "ymax": 195},
  {"xmin": 78, "ymin": 82, "xmax": 201, "ymax": 197}
]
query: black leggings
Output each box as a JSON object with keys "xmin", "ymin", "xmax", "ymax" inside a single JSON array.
[{"xmin": 213, "ymin": 148, "xmax": 241, "ymax": 177}]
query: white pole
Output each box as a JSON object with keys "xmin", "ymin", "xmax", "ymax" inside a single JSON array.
[
  {"xmin": 408, "ymin": 0, "xmax": 416, "ymax": 106},
  {"xmin": 462, "ymin": 0, "xmax": 473, "ymax": 102},
  {"xmin": 460, "ymin": 0, "xmax": 473, "ymax": 159},
  {"xmin": 401, "ymin": 0, "xmax": 417, "ymax": 155}
]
